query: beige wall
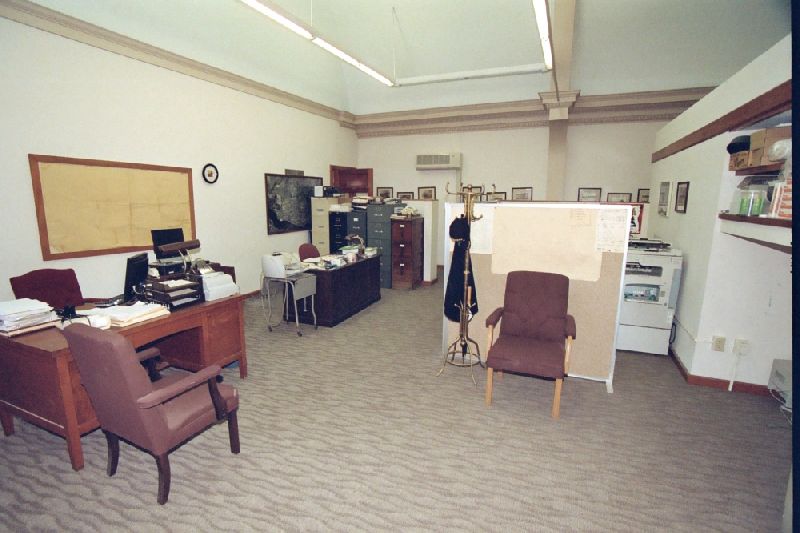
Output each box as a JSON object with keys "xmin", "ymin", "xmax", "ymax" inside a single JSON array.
[{"xmin": 0, "ymin": 18, "xmax": 358, "ymax": 299}]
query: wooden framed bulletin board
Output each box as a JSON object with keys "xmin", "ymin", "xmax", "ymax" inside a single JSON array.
[{"xmin": 28, "ymin": 154, "xmax": 195, "ymax": 260}]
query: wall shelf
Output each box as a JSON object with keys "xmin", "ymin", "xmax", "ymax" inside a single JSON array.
[
  {"xmin": 734, "ymin": 162, "xmax": 783, "ymax": 176},
  {"xmin": 718, "ymin": 213, "xmax": 791, "ymax": 253}
]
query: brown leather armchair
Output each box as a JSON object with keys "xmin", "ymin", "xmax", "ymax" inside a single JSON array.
[
  {"xmin": 484, "ymin": 271, "xmax": 576, "ymax": 419},
  {"xmin": 62, "ymin": 324, "xmax": 240, "ymax": 504}
]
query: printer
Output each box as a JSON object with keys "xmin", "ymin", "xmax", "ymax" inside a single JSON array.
[
  {"xmin": 261, "ymin": 252, "xmax": 303, "ymax": 279},
  {"xmin": 617, "ymin": 239, "xmax": 683, "ymax": 355},
  {"xmin": 198, "ymin": 272, "xmax": 239, "ymax": 301}
]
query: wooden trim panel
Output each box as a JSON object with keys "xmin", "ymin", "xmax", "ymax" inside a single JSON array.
[
  {"xmin": 652, "ymin": 80, "xmax": 792, "ymax": 163},
  {"xmin": 668, "ymin": 349, "xmax": 770, "ymax": 396}
]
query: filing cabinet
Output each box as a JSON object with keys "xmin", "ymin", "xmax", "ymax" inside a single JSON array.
[
  {"xmin": 366, "ymin": 203, "xmax": 404, "ymax": 288},
  {"xmin": 310, "ymin": 197, "xmax": 348, "ymax": 255},
  {"xmin": 347, "ymin": 210, "xmax": 368, "ymax": 241},
  {"xmin": 329, "ymin": 212, "xmax": 349, "ymax": 253},
  {"xmin": 391, "ymin": 216, "xmax": 423, "ymax": 290}
]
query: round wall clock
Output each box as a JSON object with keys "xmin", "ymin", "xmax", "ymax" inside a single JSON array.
[{"xmin": 202, "ymin": 163, "xmax": 219, "ymax": 184}]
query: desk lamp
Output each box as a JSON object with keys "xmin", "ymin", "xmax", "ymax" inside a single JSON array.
[
  {"xmin": 344, "ymin": 234, "xmax": 365, "ymax": 255},
  {"xmin": 155, "ymin": 239, "xmax": 201, "ymax": 273}
]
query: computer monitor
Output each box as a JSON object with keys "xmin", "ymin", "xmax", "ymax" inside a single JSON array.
[
  {"xmin": 123, "ymin": 253, "xmax": 150, "ymax": 303},
  {"xmin": 151, "ymin": 228, "xmax": 185, "ymax": 260}
]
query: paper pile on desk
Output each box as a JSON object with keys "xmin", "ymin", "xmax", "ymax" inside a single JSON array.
[
  {"xmin": 82, "ymin": 302, "xmax": 169, "ymax": 327},
  {"xmin": 0, "ymin": 298, "xmax": 59, "ymax": 336},
  {"xmin": 199, "ymin": 272, "xmax": 239, "ymax": 301}
]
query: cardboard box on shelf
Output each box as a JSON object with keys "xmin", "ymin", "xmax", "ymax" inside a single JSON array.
[
  {"xmin": 749, "ymin": 126, "xmax": 792, "ymax": 166},
  {"xmin": 728, "ymin": 151, "xmax": 750, "ymax": 170}
]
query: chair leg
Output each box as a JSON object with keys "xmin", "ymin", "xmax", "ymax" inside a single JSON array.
[
  {"xmin": 485, "ymin": 367, "xmax": 494, "ymax": 406},
  {"xmin": 103, "ymin": 430, "xmax": 119, "ymax": 477},
  {"xmin": 552, "ymin": 378, "xmax": 563, "ymax": 419},
  {"xmin": 156, "ymin": 454, "xmax": 171, "ymax": 505},
  {"xmin": 228, "ymin": 409, "xmax": 241, "ymax": 454}
]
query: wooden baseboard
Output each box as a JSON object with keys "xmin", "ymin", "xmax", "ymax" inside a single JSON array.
[
  {"xmin": 421, "ymin": 277, "xmax": 439, "ymax": 286},
  {"xmin": 668, "ymin": 349, "xmax": 771, "ymax": 396}
]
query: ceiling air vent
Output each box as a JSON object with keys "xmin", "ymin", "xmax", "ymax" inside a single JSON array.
[{"xmin": 416, "ymin": 153, "xmax": 462, "ymax": 170}]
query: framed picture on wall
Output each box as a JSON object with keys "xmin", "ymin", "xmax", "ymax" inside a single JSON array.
[
  {"xmin": 577, "ymin": 187, "xmax": 602, "ymax": 202},
  {"xmin": 658, "ymin": 181, "xmax": 671, "ymax": 217},
  {"xmin": 637, "ymin": 188, "xmax": 650, "ymax": 203},
  {"xmin": 265, "ymin": 173, "xmax": 323, "ymax": 235},
  {"xmin": 511, "ymin": 187, "xmax": 533, "ymax": 201},
  {"xmin": 675, "ymin": 182, "xmax": 689, "ymax": 213},
  {"xmin": 396, "ymin": 191, "xmax": 414, "ymax": 200},
  {"xmin": 418, "ymin": 186, "xmax": 436, "ymax": 200},
  {"xmin": 607, "ymin": 192, "xmax": 632, "ymax": 203},
  {"xmin": 376, "ymin": 186, "xmax": 393, "ymax": 199},
  {"xmin": 486, "ymin": 191, "xmax": 506, "ymax": 201}
]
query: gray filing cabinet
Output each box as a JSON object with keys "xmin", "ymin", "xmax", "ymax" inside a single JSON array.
[{"xmin": 366, "ymin": 202, "xmax": 405, "ymax": 288}]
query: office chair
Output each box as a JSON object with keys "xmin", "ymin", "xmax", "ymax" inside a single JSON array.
[
  {"xmin": 298, "ymin": 243, "xmax": 320, "ymax": 261},
  {"xmin": 62, "ymin": 323, "xmax": 240, "ymax": 505},
  {"xmin": 484, "ymin": 271, "xmax": 576, "ymax": 419},
  {"xmin": 10, "ymin": 268, "xmax": 162, "ymax": 380},
  {"xmin": 261, "ymin": 254, "xmax": 317, "ymax": 336}
]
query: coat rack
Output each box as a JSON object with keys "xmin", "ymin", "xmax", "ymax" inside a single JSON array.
[{"xmin": 438, "ymin": 183, "xmax": 494, "ymax": 385}]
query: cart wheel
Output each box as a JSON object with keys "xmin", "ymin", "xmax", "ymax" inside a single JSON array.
[
  {"xmin": 267, "ymin": 325, "xmax": 273, "ymax": 332},
  {"xmin": 297, "ymin": 331, "xmax": 303, "ymax": 337},
  {"xmin": 314, "ymin": 325, "xmax": 318, "ymax": 330}
]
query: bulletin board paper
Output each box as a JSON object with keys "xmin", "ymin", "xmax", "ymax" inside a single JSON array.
[
  {"xmin": 29, "ymin": 155, "xmax": 194, "ymax": 259},
  {"xmin": 492, "ymin": 206, "xmax": 603, "ymax": 281}
]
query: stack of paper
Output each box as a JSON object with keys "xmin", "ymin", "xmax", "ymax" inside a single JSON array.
[
  {"xmin": 83, "ymin": 302, "xmax": 170, "ymax": 327},
  {"xmin": 0, "ymin": 298, "xmax": 59, "ymax": 337}
]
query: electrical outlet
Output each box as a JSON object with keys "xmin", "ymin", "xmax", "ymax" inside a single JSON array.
[
  {"xmin": 712, "ymin": 336, "xmax": 726, "ymax": 352},
  {"xmin": 733, "ymin": 338, "xmax": 751, "ymax": 356}
]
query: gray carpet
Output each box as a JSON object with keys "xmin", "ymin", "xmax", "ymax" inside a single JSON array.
[{"xmin": 0, "ymin": 284, "xmax": 792, "ymax": 532}]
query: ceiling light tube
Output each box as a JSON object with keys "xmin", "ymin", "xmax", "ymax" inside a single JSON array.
[
  {"xmin": 312, "ymin": 37, "xmax": 394, "ymax": 87},
  {"xmin": 531, "ymin": 0, "xmax": 553, "ymax": 70},
  {"xmin": 239, "ymin": 0, "xmax": 312, "ymax": 40},
  {"xmin": 396, "ymin": 63, "xmax": 548, "ymax": 86}
]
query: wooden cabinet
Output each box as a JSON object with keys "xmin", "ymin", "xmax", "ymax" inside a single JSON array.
[{"xmin": 391, "ymin": 216, "xmax": 423, "ymax": 289}]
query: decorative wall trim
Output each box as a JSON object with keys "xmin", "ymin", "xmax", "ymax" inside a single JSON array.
[
  {"xmin": 354, "ymin": 88, "xmax": 712, "ymax": 138},
  {"xmin": 0, "ymin": 0, "xmax": 354, "ymax": 126},
  {"xmin": 668, "ymin": 349, "xmax": 770, "ymax": 396},
  {"xmin": 652, "ymin": 80, "xmax": 791, "ymax": 163},
  {"xmin": 0, "ymin": 0, "xmax": 712, "ymax": 138}
]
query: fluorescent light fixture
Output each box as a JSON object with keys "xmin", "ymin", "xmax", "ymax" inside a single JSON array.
[
  {"xmin": 238, "ymin": 0, "xmax": 312, "ymax": 40},
  {"xmin": 312, "ymin": 37, "xmax": 394, "ymax": 87},
  {"xmin": 396, "ymin": 64, "xmax": 547, "ymax": 87},
  {"xmin": 239, "ymin": 0, "xmax": 394, "ymax": 86},
  {"xmin": 532, "ymin": 0, "xmax": 553, "ymax": 70}
]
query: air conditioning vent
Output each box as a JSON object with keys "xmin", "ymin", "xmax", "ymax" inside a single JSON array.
[{"xmin": 416, "ymin": 153, "xmax": 462, "ymax": 170}]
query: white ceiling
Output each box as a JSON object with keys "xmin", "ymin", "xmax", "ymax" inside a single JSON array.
[{"xmin": 26, "ymin": 0, "xmax": 792, "ymax": 114}]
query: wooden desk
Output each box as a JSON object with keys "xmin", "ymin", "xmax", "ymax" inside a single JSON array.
[
  {"xmin": 287, "ymin": 255, "xmax": 381, "ymax": 327},
  {"xmin": 0, "ymin": 295, "xmax": 246, "ymax": 471}
]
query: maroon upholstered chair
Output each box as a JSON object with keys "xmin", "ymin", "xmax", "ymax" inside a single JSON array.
[
  {"xmin": 11, "ymin": 268, "xmax": 162, "ymax": 379},
  {"xmin": 62, "ymin": 324, "xmax": 240, "ymax": 504},
  {"xmin": 298, "ymin": 243, "xmax": 321, "ymax": 261},
  {"xmin": 484, "ymin": 271, "xmax": 576, "ymax": 419},
  {"xmin": 10, "ymin": 268, "xmax": 85, "ymax": 310}
]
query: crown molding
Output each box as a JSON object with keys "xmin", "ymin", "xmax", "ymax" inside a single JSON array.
[
  {"xmin": 0, "ymin": 0, "xmax": 354, "ymax": 126},
  {"xmin": 1, "ymin": 0, "xmax": 712, "ymax": 138},
  {"xmin": 354, "ymin": 87, "xmax": 713, "ymax": 137}
]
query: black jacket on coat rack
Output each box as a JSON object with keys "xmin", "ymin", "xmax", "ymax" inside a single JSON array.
[{"xmin": 444, "ymin": 215, "xmax": 478, "ymax": 322}]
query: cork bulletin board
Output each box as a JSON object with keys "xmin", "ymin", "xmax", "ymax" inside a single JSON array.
[{"xmin": 28, "ymin": 154, "xmax": 195, "ymax": 260}]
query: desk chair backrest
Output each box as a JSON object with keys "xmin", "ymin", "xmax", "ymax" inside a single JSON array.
[
  {"xmin": 501, "ymin": 270, "xmax": 569, "ymax": 341},
  {"xmin": 10, "ymin": 268, "xmax": 85, "ymax": 310},
  {"xmin": 299, "ymin": 243, "xmax": 320, "ymax": 261},
  {"xmin": 62, "ymin": 324, "xmax": 168, "ymax": 453}
]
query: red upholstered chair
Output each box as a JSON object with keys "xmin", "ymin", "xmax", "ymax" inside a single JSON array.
[
  {"xmin": 11, "ymin": 268, "xmax": 162, "ymax": 379},
  {"xmin": 10, "ymin": 268, "xmax": 85, "ymax": 310},
  {"xmin": 62, "ymin": 324, "xmax": 240, "ymax": 504},
  {"xmin": 298, "ymin": 243, "xmax": 320, "ymax": 261},
  {"xmin": 484, "ymin": 271, "xmax": 576, "ymax": 419}
]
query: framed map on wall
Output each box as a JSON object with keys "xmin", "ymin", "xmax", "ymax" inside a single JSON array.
[{"xmin": 265, "ymin": 173, "xmax": 322, "ymax": 234}]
